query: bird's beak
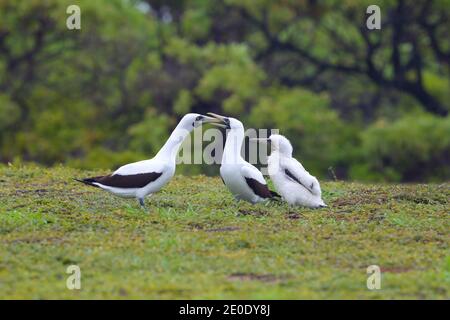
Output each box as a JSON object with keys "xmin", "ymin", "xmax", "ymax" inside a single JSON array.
[
  {"xmin": 250, "ymin": 138, "xmax": 269, "ymax": 143},
  {"xmin": 201, "ymin": 115, "xmax": 222, "ymax": 124},
  {"xmin": 207, "ymin": 112, "xmax": 227, "ymax": 122},
  {"xmin": 206, "ymin": 112, "xmax": 229, "ymax": 128},
  {"xmin": 209, "ymin": 122, "xmax": 227, "ymax": 128}
]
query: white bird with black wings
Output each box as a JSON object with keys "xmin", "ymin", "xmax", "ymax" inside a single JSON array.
[
  {"xmin": 252, "ymin": 134, "xmax": 327, "ymax": 208},
  {"xmin": 207, "ymin": 112, "xmax": 279, "ymax": 204},
  {"xmin": 76, "ymin": 113, "xmax": 219, "ymax": 208}
]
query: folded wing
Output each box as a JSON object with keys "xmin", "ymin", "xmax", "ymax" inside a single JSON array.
[
  {"xmin": 83, "ymin": 172, "xmax": 163, "ymax": 188},
  {"xmin": 282, "ymin": 158, "xmax": 321, "ymax": 196},
  {"xmin": 241, "ymin": 165, "xmax": 279, "ymax": 199},
  {"xmin": 78, "ymin": 159, "xmax": 166, "ymax": 189}
]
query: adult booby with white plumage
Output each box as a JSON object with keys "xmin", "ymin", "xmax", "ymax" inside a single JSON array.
[
  {"xmin": 207, "ymin": 112, "xmax": 280, "ymax": 204},
  {"xmin": 252, "ymin": 134, "xmax": 327, "ymax": 208},
  {"xmin": 76, "ymin": 113, "xmax": 219, "ymax": 208}
]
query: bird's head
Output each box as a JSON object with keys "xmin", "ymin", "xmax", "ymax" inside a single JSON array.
[
  {"xmin": 180, "ymin": 113, "xmax": 220, "ymax": 129},
  {"xmin": 206, "ymin": 112, "xmax": 244, "ymax": 130},
  {"xmin": 251, "ymin": 134, "xmax": 293, "ymax": 156},
  {"xmin": 269, "ymin": 134, "xmax": 293, "ymax": 156}
]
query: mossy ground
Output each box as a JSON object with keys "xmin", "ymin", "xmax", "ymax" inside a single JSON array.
[{"xmin": 0, "ymin": 165, "xmax": 448, "ymax": 299}]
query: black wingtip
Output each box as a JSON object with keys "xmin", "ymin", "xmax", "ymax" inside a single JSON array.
[
  {"xmin": 270, "ymin": 190, "xmax": 281, "ymax": 198},
  {"xmin": 73, "ymin": 178, "xmax": 100, "ymax": 188},
  {"xmin": 270, "ymin": 190, "xmax": 282, "ymax": 200}
]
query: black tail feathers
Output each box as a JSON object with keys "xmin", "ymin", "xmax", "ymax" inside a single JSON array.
[{"xmin": 74, "ymin": 178, "xmax": 100, "ymax": 188}]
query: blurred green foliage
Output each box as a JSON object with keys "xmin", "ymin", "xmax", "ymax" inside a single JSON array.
[
  {"xmin": 0, "ymin": 0, "xmax": 449, "ymax": 181},
  {"xmin": 249, "ymin": 88, "xmax": 358, "ymax": 176},
  {"xmin": 353, "ymin": 114, "xmax": 450, "ymax": 182}
]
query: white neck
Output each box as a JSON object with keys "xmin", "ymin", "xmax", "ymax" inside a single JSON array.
[
  {"xmin": 222, "ymin": 127, "xmax": 245, "ymax": 164},
  {"xmin": 155, "ymin": 123, "xmax": 190, "ymax": 162}
]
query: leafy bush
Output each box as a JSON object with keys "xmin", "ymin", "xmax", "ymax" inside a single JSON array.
[
  {"xmin": 352, "ymin": 114, "xmax": 450, "ymax": 182},
  {"xmin": 128, "ymin": 108, "xmax": 174, "ymax": 157},
  {"xmin": 249, "ymin": 88, "xmax": 358, "ymax": 178},
  {"xmin": 1, "ymin": 0, "xmax": 448, "ymax": 182}
]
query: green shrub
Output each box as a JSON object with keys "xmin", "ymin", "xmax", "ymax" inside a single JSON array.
[
  {"xmin": 249, "ymin": 88, "xmax": 358, "ymax": 178},
  {"xmin": 352, "ymin": 114, "xmax": 450, "ymax": 182}
]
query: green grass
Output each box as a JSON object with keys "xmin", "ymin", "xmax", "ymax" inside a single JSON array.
[{"xmin": 0, "ymin": 165, "xmax": 448, "ymax": 299}]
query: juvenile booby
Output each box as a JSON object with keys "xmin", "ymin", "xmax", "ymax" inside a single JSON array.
[
  {"xmin": 76, "ymin": 113, "xmax": 219, "ymax": 208},
  {"xmin": 207, "ymin": 112, "xmax": 279, "ymax": 204},
  {"xmin": 252, "ymin": 134, "xmax": 327, "ymax": 208}
]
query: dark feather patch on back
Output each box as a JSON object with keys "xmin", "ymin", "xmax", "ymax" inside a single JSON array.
[
  {"xmin": 245, "ymin": 177, "xmax": 276, "ymax": 199},
  {"xmin": 284, "ymin": 169, "xmax": 313, "ymax": 194},
  {"xmin": 77, "ymin": 172, "xmax": 163, "ymax": 189},
  {"xmin": 270, "ymin": 190, "xmax": 281, "ymax": 198}
]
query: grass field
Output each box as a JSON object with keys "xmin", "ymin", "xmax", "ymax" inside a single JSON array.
[{"xmin": 0, "ymin": 165, "xmax": 448, "ymax": 299}]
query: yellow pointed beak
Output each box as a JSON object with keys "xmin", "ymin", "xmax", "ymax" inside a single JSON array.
[
  {"xmin": 206, "ymin": 112, "xmax": 228, "ymax": 122},
  {"xmin": 209, "ymin": 122, "xmax": 227, "ymax": 128},
  {"xmin": 201, "ymin": 115, "xmax": 222, "ymax": 124}
]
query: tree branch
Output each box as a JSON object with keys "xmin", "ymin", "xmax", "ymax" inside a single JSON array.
[{"xmin": 231, "ymin": 1, "xmax": 448, "ymax": 116}]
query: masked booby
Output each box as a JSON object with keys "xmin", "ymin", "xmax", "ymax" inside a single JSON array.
[
  {"xmin": 252, "ymin": 134, "xmax": 327, "ymax": 208},
  {"xmin": 76, "ymin": 113, "xmax": 219, "ymax": 208},
  {"xmin": 207, "ymin": 112, "xmax": 280, "ymax": 204}
]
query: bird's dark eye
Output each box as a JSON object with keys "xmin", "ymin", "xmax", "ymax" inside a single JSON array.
[{"xmin": 195, "ymin": 115, "xmax": 203, "ymax": 121}]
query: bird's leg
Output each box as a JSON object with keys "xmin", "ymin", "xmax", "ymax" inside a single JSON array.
[
  {"xmin": 232, "ymin": 196, "xmax": 241, "ymax": 214},
  {"xmin": 138, "ymin": 198, "xmax": 146, "ymax": 210}
]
